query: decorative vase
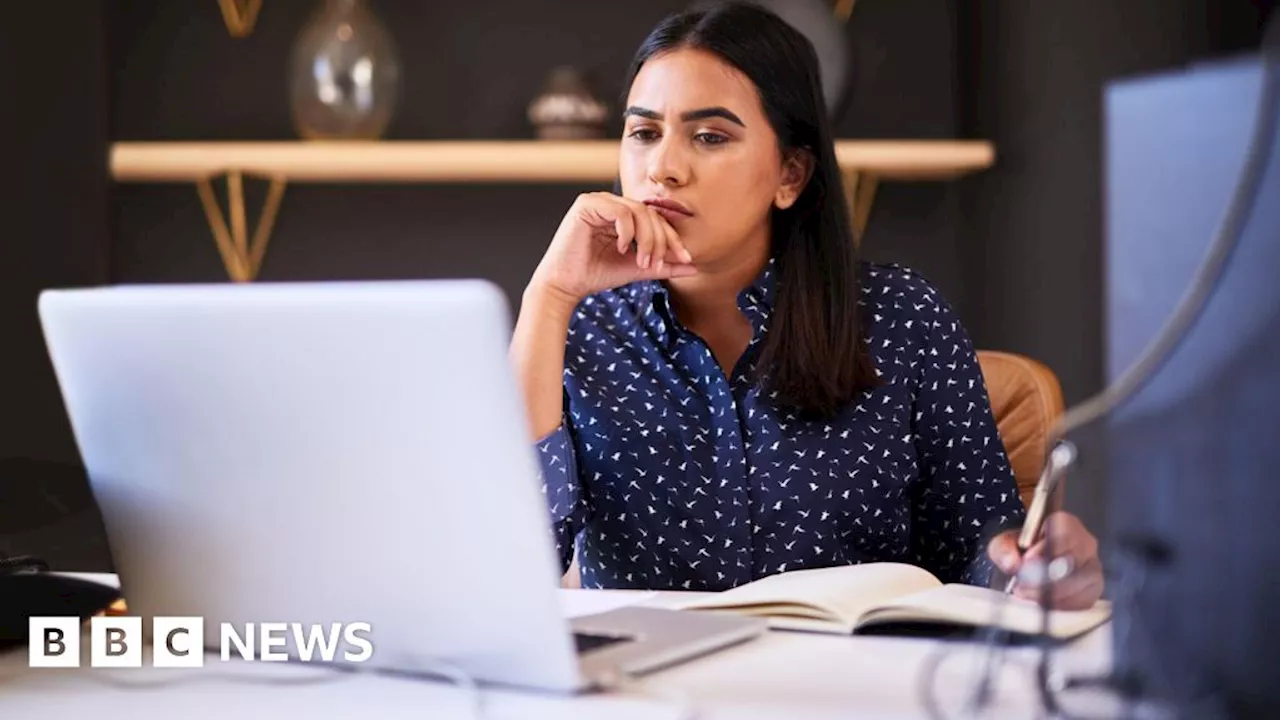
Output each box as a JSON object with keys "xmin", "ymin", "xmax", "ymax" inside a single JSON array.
[
  {"xmin": 527, "ymin": 67, "xmax": 609, "ymax": 140},
  {"xmin": 289, "ymin": 0, "xmax": 401, "ymax": 140}
]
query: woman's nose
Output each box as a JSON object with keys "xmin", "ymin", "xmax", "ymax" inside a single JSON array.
[{"xmin": 647, "ymin": 139, "xmax": 690, "ymax": 187}]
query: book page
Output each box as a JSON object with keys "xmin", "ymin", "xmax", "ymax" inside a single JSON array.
[
  {"xmin": 678, "ymin": 563, "xmax": 942, "ymax": 628},
  {"xmin": 857, "ymin": 583, "xmax": 1112, "ymax": 639}
]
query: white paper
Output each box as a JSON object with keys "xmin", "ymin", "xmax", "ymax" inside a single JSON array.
[{"xmin": 558, "ymin": 589, "xmax": 658, "ymax": 619}]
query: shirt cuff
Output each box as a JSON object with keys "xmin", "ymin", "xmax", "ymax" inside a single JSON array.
[{"xmin": 534, "ymin": 422, "xmax": 581, "ymax": 571}]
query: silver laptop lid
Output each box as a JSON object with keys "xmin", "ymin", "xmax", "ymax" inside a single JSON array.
[{"xmin": 38, "ymin": 279, "xmax": 583, "ymax": 691}]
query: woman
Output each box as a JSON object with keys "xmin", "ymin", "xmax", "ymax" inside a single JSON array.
[{"xmin": 510, "ymin": 1, "xmax": 1103, "ymax": 609}]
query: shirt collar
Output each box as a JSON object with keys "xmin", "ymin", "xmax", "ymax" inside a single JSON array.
[
  {"xmin": 640, "ymin": 257, "xmax": 778, "ymax": 346},
  {"xmin": 737, "ymin": 256, "xmax": 778, "ymax": 312}
]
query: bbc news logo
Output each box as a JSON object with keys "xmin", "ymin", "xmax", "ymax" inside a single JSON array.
[{"xmin": 29, "ymin": 617, "xmax": 373, "ymax": 668}]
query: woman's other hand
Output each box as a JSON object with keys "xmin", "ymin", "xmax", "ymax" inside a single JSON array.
[{"xmin": 987, "ymin": 511, "xmax": 1105, "ymax": 610}]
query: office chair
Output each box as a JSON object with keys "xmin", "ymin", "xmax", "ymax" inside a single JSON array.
[{"xmin": 975, "ymin": 350, "xmax": 1065, "ymax": 508}]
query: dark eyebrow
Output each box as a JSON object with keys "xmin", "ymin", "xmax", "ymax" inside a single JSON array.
[
  {"xmin": 622, "ymin": 106, "xmax": 747, "ymax": 128},
  {"xmin": 622, "ymin": 106, "xmax": 663, "ymax": 121},
  {"xmin": 680, "ymin": 107, "xmax": 746, "ymax": 127}
]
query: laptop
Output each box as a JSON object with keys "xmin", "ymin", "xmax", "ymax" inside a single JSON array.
[{"xmin": 37, "ymin": 279, "xmax": 765, "ymax": 693}]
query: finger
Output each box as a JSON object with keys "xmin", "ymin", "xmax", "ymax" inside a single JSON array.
[
  {"xmin": 1015, "ymin": 539, "xmax": 1074, "ymax": 592},
  {"xmin": 647, "ymin": 208, "xmax": 669, "ymax": 273},
  {"xmin": 641, "ymin": 261, "xmax": 699, "ymax": 281},
  {"xmin": 1020, "ymin": 540, "xmax": 1046, "ymax": 565},
  {"xmin": 658, "ymin": 213, "xmax": 691, "ymax": 264},
  {"xmin": 1047, "ymin": 556, "xmax": 1105, "ymax": 610},
  {"xmin": 611, "ymin": 203, "xmax": 636, "ymax": 256},
  {"xmin": 1020, "ymin": 518, "xmax": 1096, "ymax": 573},
  {"xmin": 613, "ymin": 197, "xmax": 659, "ymax": 268},
  {"xmin": 1013, "ymin": 552, "xmax": 1104, "ymax": 608},
  {"xmin": 630, "ymin": 204, "xmax": 655, "ymax": 270},
  {"xmin": 1044, "ymin": 512, "xmax": 1097, "ymax": 560},
  {"xmin": 1013, "ymin": 566, "xmax": 1046, "ymax": 602},
  {"xmin": 581, "ymin": 195, "xmax": 633, "ymax": 255},
  {"xmin": 1018, "ymin": 539, "xmax": 1063, "ymax": 569},
  {"xmin": 987, "ymin": 531, "xmax": 1023, "ymax": 575}
]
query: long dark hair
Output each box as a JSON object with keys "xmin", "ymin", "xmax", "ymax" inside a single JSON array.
[{"xmin": 625, "ymin": 1, "xmax": 881, "ymax": 419}]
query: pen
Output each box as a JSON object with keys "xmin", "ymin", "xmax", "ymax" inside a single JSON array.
[{"xmin": 1003, "ymin": 441, "xmax": 1077, "ymax": 594}]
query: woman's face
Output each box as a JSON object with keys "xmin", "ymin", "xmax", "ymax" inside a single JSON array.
[{"xmin": 620, "ymin": 47, "xmax": 806, "ymax": 269}]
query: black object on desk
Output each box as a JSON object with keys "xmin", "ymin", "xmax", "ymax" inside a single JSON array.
[{"xmin": 0, "ymin": 558, "xmax": 120, "ymax": 654}]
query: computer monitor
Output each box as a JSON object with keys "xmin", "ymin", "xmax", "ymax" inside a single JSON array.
[{"xmin": 1103, "ymin": 50, "xmax": 1279, "ymax": 716}]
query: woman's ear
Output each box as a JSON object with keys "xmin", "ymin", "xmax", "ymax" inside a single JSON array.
[{"xmin": 774, "ymin": 148, "xmax": 816, "ymax": 210}]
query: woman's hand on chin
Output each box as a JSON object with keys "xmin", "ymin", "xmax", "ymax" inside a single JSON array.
[{"xmin": 530, "ymin": 192, "xmax": 698, "ymax": 307}]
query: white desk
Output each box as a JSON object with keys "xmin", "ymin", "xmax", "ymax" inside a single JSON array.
[{"xmin": 0, "ymin": 575, "xmax": 1124, "ymax": 719}]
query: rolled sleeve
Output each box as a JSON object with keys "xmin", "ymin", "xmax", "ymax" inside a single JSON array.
[{"xmin": 534, "ymin": 421, "xmax": 589, "ymax": 573}]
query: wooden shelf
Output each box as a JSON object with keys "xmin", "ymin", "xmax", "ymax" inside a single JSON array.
[
  {"xmin": 109, "ymin": 140, "xmax": 994, "ymax": 183},
  {"xmin": 107, "ymin": 139, "xmax": 994, "ymax": 283}
]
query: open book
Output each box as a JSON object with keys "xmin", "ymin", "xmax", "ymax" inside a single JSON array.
[{"xmin": 677, "ymin": 563, "xmax": 1111, "ymax": 639}]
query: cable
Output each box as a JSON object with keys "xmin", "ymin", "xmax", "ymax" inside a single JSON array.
[
  {"xmin": 918, "ymin": 545, "xmax": 1056, "ymax": 720},
  {"xmin": 918, "ymin": 545, "xmax": 1156, "ymax": 720},
  {"xmin": 1051, "ymin": 18, "xmax": 1280, "ymax": 445},
  {"xmin": 4, "ymin": 653, "xmax": 700, "ymax": 720},
  {"xmin": 925, "ymin": 22, "xmax": 1280, "ymax": 720},
  {"xmin": 5, "ymin": 650, "xmax": 487, "ymax": 719},
  {"xmin": 1042, "ymin": 537, "xmax": 1226, "ymax": 720},
  {"xmin": 1034, "ymin": 24, "xmax": 1280, "ymax": 720},
  {"xmin": 80, "ymin": 664, "xmax": 360, "ymax": 690}
]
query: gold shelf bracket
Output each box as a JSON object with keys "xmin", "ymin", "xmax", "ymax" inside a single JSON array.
[
  {"xmin": 833, "ymin": 0, "xmax": 859, "ymax": 23},
  {"xmin": 842, "ymin": 169, "xmax": 880, "ymax": 247},
  {"xmin": 195, "ymin": 171, "xmax": 287, "ymax": 282},
  {"xmin": 218, "ymin": 0, "xmax": 264, "ymax": 38}
]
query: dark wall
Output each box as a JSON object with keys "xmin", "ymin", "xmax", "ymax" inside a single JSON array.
[
  {"xmin": 839, "ymin": 0, "xmax": 968, "ymax": 314},
  {"xmin": 12, "ymin": 1, "xmax": 1272, "ymax": 570},
  {"xmin": 0, "ymin": 4, "xmax": 115, "ymax": 569},
  {"xmin": 111, "ymin": 0, "xmax": 967, "ymax": 312},
  {"xmin": 110, "ymin": 1, "xmax": 678, "ymax": 298},
  {"xmin": 956, "ymin": 0, "xmax": 1275, "ymax": 532},
  {"xmin": 3, "ymin": 0, "xmax": 964, "ymax": 573}
]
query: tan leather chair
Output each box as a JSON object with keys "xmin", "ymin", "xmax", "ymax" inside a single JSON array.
[{"xmin": 976, "ymin": 350, "xmax": 1065, "ymax": 508}]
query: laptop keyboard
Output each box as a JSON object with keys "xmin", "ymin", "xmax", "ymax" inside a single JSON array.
[{"xmin": 573, "ymin": 631, "xmax": 632, "ymax": 654}]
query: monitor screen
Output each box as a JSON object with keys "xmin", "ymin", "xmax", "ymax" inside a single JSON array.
[{"xmin": 1102, "ymin": 53, "xmax": 1279, "ymax": 716}]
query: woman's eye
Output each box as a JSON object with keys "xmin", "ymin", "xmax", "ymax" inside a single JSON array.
[
  {"xmin": 628, "ymin": 128, "xmax": 659, "ymax": 142},
  {"xmin": 695, "ymin": 132, "xmax": 728, "ymax": 146}
]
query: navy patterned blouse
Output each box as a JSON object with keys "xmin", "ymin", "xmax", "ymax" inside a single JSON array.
[{"xmin": 536, "ymin": 261, "xmax": 1026, "ymax": 591}]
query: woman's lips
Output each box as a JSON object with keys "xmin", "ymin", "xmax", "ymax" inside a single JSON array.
[
  {"xmin": 650, "ymin": 205, "xmax": 691, "ymax": 223},
  {"xmin": 644, "ymin": 198, "xmax": 694, "ymax": 223}
]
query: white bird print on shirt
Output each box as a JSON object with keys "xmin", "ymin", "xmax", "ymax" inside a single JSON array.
[{"xmin": 534, "ymin": 263, "xmax": 1023, "ymax": 592}]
